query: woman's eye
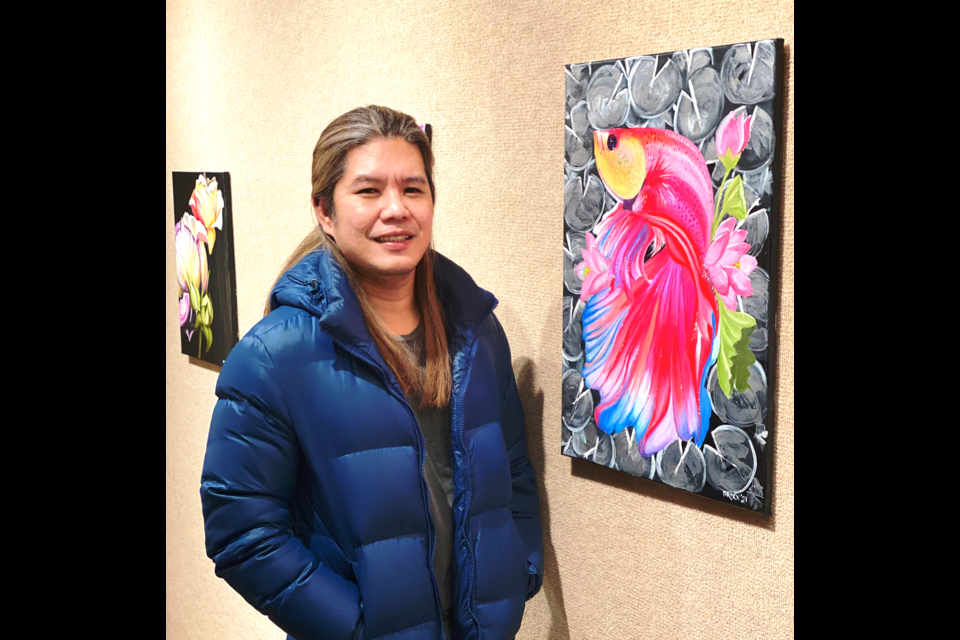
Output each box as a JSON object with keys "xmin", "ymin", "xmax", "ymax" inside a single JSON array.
[{"xmin": 405, "ymin": 188, "xmax": 423, "ymax": 195}]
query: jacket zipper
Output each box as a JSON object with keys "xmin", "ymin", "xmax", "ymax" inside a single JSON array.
[
  {"xmin": 454, "ymin": 301, "xmax": 497, "ymax": 640},
  {"xmin": 322, "ymin": 327, "xmax": 448, "ymax": 640}
]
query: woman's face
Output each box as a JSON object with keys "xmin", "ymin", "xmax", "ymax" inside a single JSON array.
[{"xmin": 316, "ymin": 137, "xmax": 433, "ymax": 284}]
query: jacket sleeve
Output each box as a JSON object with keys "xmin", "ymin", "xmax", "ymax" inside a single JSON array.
[
  {"xmin": 200, "ymin": 333, "xmax": 363, "ymax": 640},
  {"xmin": 492, "ymin": 316, "xmax": 545, "ymax": 601}
]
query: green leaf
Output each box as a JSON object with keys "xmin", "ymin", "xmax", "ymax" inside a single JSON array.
[
  {"xmin": 720, "ymin": 175, "xmax": 748, "ymax": 221},
  {"xmin": 201, "ymin": 294, "xmax": 214, "ymax": 324},
  {"xmin": 715, "ymin": 297, "xmax": 757, "ymax": 398},
  {"xmin": 188, "ymin": 280, "xmax": 200, "ymax": 312},
  {"xmin": 202, "ymin": 325, "xmax": 213, "ymax": 353}
]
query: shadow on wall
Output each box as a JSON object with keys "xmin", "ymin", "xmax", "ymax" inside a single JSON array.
[
  {"xmin": 570, "ymin": 458, "xmax": 775, "ymax": 531},
  {"xmin": 188, "ymin": 356, "xmax": 222, "ymax": 374},
  {"xmin": 514, "ymin": 357, "xmax": 570, "ymax": 639}
]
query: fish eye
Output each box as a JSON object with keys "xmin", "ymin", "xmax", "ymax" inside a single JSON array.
[{"xmin": 607, "ymin": 134, "xmax": 618, "ymax": 151}]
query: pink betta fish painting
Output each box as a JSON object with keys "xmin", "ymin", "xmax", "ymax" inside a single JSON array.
[{"xmin": 562, "ymin": 40, "xmax": 781, "ymax": 513}]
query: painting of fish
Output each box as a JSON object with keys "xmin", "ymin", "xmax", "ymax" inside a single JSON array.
[{"xmin": 562, "ymin": 40, "xmax": 782, "ymax": 512}]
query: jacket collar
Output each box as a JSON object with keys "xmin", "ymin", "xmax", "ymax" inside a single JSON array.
[{"xmin": 270, "ymin": 248, "xmax": 497, "ymax": 379}]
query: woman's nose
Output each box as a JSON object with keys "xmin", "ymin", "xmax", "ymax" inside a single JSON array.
[{"xmin": 381, "ymin": 188, "xmax": 409, "ymax": 219}]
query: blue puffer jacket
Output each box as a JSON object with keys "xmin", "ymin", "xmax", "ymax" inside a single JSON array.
[{"xmin": 201, "ymin": 249, "xmax": 543, "ymax": 640}]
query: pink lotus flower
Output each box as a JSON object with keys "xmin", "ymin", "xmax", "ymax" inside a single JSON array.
[
  {"xmin": 577, "ymin": 232, "xmax": 614, "ymax": 302},
  {"xmin": 189, "ymin": 174, "xmax": 224, "ymax": 253},
  {"xmin": 716, "ymin": 108, "xmax": 752, "ymax": 171},
  {"xmin": 705, "ymin": 218, "xmax": 756, "ymax": 311}
]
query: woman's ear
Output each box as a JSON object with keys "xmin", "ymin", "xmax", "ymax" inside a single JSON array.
[{"xmin": 313, "ymin": 196, "xmax": 336, "ymax": 237}]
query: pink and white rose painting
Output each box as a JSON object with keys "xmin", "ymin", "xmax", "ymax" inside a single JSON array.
[{"xmin": 172, "ymin": 172, "xmax": 239, "ymax": 365}]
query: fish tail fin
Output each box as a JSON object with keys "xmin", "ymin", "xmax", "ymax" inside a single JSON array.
[{"xmin": 583, "ymin": 216, "xmax": 717, "ymax": 455}]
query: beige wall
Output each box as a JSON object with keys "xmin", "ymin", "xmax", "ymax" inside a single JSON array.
[{"xmin": 166, "ymin": 1, "xmax": 794, "ymax": 638}]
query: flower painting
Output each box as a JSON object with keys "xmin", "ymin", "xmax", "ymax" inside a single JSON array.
[
  {"xmin": 563, "ymin": 40, "xmax": 782, "ymax": 513},
  {"xmin": 172, "ymin": 171, "xmax": 239, "ymax": 365}
]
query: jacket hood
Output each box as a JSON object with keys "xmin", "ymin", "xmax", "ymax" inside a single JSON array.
[{"xmin": 269, "ymin": 248, "xmax": 498, "ymax": 382}]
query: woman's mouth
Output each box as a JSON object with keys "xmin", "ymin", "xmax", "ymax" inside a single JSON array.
[{"xmin": 375, "ymin": 235, "xmax": 413, "ymax": 243}]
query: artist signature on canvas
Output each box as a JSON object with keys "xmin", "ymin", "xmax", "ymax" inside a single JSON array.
[
  {"xmin": 722, "ymin": 491, "xmax": 749, "ymax": 504},
  {"xmin": 722, "ymin": 478, "xmax": 763, "ymax": 511}
]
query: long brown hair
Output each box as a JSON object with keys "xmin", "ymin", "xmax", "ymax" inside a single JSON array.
[{"xmin": 266, "ymin": 106, "xmax": 451, "ymax": 408}]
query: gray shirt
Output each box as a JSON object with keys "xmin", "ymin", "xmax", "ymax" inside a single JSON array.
[{"xmin": 400, "ymin": 324, "xmax": 455, "ymax": 640}]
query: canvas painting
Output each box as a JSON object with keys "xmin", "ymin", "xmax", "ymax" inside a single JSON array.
[
  {"xmin": 173, "ymin": 171, "xmax": 239, "ymax": 366},
  {"xmin": 562, "ymin": 40, "xmax": 782, "ymax": 513}
]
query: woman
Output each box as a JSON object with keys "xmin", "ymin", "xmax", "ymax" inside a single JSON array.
[{"xmin": 201, "ymin": 105, "xmax": 543, "ymax": 640}]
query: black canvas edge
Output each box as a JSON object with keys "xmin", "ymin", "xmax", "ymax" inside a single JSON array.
[
  {"xmin": 219, "ymin": 172, "xmax": 241, "ymax": 361},
  {"xmin": 761, "ymin": 38, "xmax": 785, "ymax": 517}
]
